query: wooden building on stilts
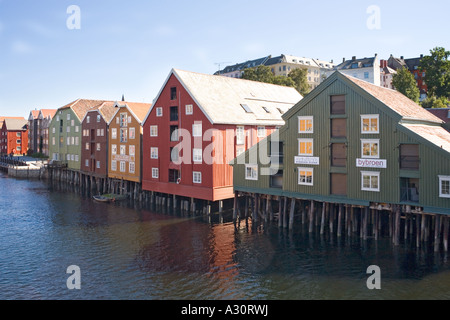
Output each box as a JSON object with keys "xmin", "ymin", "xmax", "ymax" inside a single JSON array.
[{"xmin": 230, "ymin": 71, "xmax": 450, "ymax": 251}]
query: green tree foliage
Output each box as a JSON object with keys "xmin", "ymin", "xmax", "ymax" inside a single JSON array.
[
  {"xmin": 419, "ymin": 47, "xmax": 450, "ymax": 98},
  {"xmin": 420, "ymin": 95, "xmax": 450, "ymax": 109},
  {"xmin": 392, "ymin": 67, "xmax": 420, "ymax": 103},
  {"xmin": 241, "ymin": 65, "xmax": 309, "ymax": 96},
  {"xmin": 288, "ymin": 68, "xmax": 310, "ymax": 96}
]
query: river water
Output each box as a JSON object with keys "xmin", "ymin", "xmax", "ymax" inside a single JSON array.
[{"xmin": 1, "ymin": 172, "xmax": 450, "ymax": 300}]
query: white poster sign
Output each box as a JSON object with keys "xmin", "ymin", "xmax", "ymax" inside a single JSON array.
[
  {"xmin": 356, "ymin": 158, "xmax": 387, "ymax": 168},
  {"xmin": 295, "ymin": 156, "xmax": 320, "ymax": 165}
]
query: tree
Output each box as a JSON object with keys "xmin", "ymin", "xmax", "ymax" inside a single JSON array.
[
  {"xmin": 419, "ymin": 47, "xmax": 450, "ymax": 98},
  {"xmin": 392, "ymin": 67, "xmax": 420, "ymax": 103},
  {"xmin": 241, "ymin": 65, "xmax": 308, "ymax": 96},
  {"xmin": 420, "ymin": 95, "xmax": 450, "ymax": 109},
  {"xmin": 288, "ymin": 68, "xmax": 310, "ymax": 96}
]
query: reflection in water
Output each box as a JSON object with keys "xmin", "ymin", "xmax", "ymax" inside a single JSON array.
[{"xmin": 1, "ymin": 173, "xmax": 450, "ymax": 300}]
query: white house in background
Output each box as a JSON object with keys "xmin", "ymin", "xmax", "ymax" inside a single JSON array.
[
  {"xmin": 326, "ymin": 54, "xmax": 380, "ymax": 86},
  {"xmin": 380, "ymin": 59, "xmax": 397, "ymax": 89}
]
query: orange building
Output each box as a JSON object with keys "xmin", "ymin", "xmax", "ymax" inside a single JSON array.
[
  {"xmin": 107, "ymin": 101, "xmax": 152, "ymax": 183},
  {"xmin": 1, "ymin": 118, "xmax": 29, "ymax": 156}
]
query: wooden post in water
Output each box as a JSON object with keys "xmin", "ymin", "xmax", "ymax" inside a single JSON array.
[
  {"xmin": 283, "ymin": 197, "xmax": 288, "ymax": 228},
  {"xmin": 253, "ymin": 194, "xmax": 259, "ymax": 223},
  {"xmin": 289, "ymin": 198, "xmax": 295, "ymax": 230},
  {"xmin": 337, "ymin": 204, "xmax": 342, "ymax": 237},
  {"xmin": 278, "ymin": 197, "xmax": 283, "ymax": 228},
  {"xmin": 320, "ymin": 202, "xmax": 326, "ymax": 235},
  {"xmin": 434, "ymin": 214, "xmax": 441, "ymax": 252},
  {"xmin": 233, "ymin": 192, "xmax": 238, "ymax": 224},
  {"xmin": 394, "ymin": 206, "xmax": 401, "ymax": 246},
  {"xmin": 443, "ymin": 216, "xmax": 449, "ymax": 252},
  {"xmin": 309, "ymin": 200, "xmax": 315, "ymax": 233}
]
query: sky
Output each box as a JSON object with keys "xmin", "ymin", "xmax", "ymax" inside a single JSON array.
[{"xmin": 0, "ymin": 0, "xmax": 449, "ymax": 117}]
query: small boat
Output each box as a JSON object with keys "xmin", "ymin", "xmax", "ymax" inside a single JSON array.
[{"xmin": 93, "ymin": 194, "xmax": 128, "ymax": 202}]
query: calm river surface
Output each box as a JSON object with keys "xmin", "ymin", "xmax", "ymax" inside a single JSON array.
[{"xmin": 1, "ymin": 172, "xmax": 450, "ymax": 300}]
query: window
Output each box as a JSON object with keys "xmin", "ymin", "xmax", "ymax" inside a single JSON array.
[
  {"xmin": 361, "ymin": 171, "xmax": 380, "ymax": 192},
  {"xmin": 262, "ymin": 106, "xmax": 270, "ymax": 113},
  {"xmin": 116, "ymin": 117, "xmax": 119, "ymax": 124},
  {"xmin": 111, "ymin": 128, "xmax": 117, "ymax": 140},
  {"xmin": 96, "ymin": 161, "xmax": 101, "ymax": 169},
  {"xmin": 361, "ymin": 139, "xmax": 379, "ymax": 158},
  {"xmin": 170, "ymin": 106, "xmax": 178, "ymax": 121},
  {"xmin": 193, "ymin": 123, "xmax": 202, "ymax": 137},
  {"xmin": 87, "ymin": 116, "xmax": 90, "ymax": 123},
  {"xmin": 120, "ymin": 161, "xmax": 126, "ymax": 173},
  {"xmin": 52, "ymin": 137, "xmax": 55, "ymax": 145},
  {"xmin": 257, "ymin": 126, "xmax": 266, "ymax": 138},
  {"xmin": 85, "ymin": 143, "xmax": 89, "ymax": 150},
  {"xmin": 111, "ymin": 160, "xmax": 117, "ymax": 171},
  {"xmin": 129, "ymin": 145, "xmax": 135, "ymax": 156},
  {"xmin": 245, "ymin": 164, "xmax": 258, "ymax": 181},
  {"xmin": 270, "ymin": 170, "xmax": 283, "ymax": 189},
  {"xmin": 236, "ymin": 126, "xmax": 245, "ymax": 145},
  {"xmin": 152, "ymin": 168, "xmax": 159, "ymax": 178},
  {"xmin": 120, "ymin": 145, "xmax": 126, "ymax": 155},
  {"xmin": 241, "ymin": 104, "xmax": 253, "ymax": 113},
  {"xmin": 128, "ymin": 127, "xmax": 135, "ymax": 140},
  {"xmin": 186, "ymin": 104, "xmax": 193, "ymax": 115},
  {"xmin": 67, "ymin": 114, "xmax": 71, "ymax": 121},
  {"xmin": 331, "ymin": 95, "xmax": 346, "ymax": 115},
  {"xmin": 193, "ymin": 172, "xmax": 202, "ymax": 184},
  {"xmin": 298, "ymin": 139, "xmax": 313, "ymax": 156},
  {"xmin": 97, "ymin": 115, "xmax": 101, "ymax": 122},
  {"xmin": 96, "ymin": 143, "xmax": 101, "ymax": 151},
  {"xmin": 75, "ymin": 155, "xmax": 78, "ymax": 162},
  {"xmin": 298, "ymin": 116, "xmax": 313, "ymax": 133},
  {"xmin": 111, "ymin": 144, "xmax": 117, "ymax": 155},
  {"xmin": 400, "ymin": 144, "xmax": 419, "ymax": 170},
  {"xmin": 85, "ymin": 159, "xmax": 89, "ymax": 167},
  {"xmin": 75, "ymin": 126, "xmax": 79, "ymax": 133},
  {"xmin": 193, "ymin": 148, "xmax": 202, "ymax": 163},
  {"xmin": 100, "ymin": 129, "xmax": 104, "ymax": 136},
  {"xmin": 298, "ymin": 168, "xmax": 314, "ymax": 186},
  {"xmin": 151, "ymin": 147, "xmax": 158, "ymax": 159},
  {"xmin": 67, "ymin": 126, "xmax": 70, "ymax": 133},
  {"xmin": 150, "ymin": 126, "xmax": 158, "ymax": 137},
  {"xmin": 156, "ymin": 107, "xmax": 163, "ymax": 117},
  {"xmin": 16, "ymin": 139, "xmax": 22, "ymax": 144},
  {"xmin": 97, "ymin": 129, "xmax": 101, "ymax": 137},
  {"xmin": 120, "ymin": 113, "xmax": 127, "ymax": 127},
  {"xmin": 361, "ymin": 115, "xmax": 379, "ymax": 134},
  {"xmin": 52, "ymin": 127, "xmax": 55, "ymax": 134},
  {"xmin": 439, "ymin": 176, "xmax": 450, "ymax": 198},
  {"xmin": 170, "ymin": 87, "xmax": 177, "ymax": 100},
  {"xmin": 129, "ymin": 162, "xmax": 135, "ymax": 174},
  {"xmin": 331, "ymin": 118, "xmax": 347, "ymax": 138},
  {"xmin": 120, "ymin": 128, "xmax": 128, "ymax": 143}
]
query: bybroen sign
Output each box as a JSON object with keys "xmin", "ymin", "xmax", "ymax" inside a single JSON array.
[{"xmin": 356, "ymin": 158, "xmax": 387, "ymax": 168}]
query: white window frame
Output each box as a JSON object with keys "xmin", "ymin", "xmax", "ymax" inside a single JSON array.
[
  {"xmin": 193, "ymin": 123, "xmax": 202, "ymax": 137},
  {"xmin": 298, "ymin": 167, "xmax": 314, "ymax": 186},
  {"xmin": 97, "ymin": 115, "xmax": 101, "ymax": 123},
  {"xmin": 152, "ymin": 168, "xmax": 159, "ymax": 179},
  {"xmin": 120, "ymin": 145, "xmax": 126, "ymax": 155},
  {"xmin": 245, "ymin": 164, "xmax": 258, "ymax": 181},
  {"xmin": 120, "ymin": 161, "xmax": 126, "ymax": 173},
  {"xmin": 439, "ymin": 176, "xmax": 450, "ymax": 198},
  {"xmin": 96, "ymin": 161, "xmax": 101, "ymax": 169},
  {"xmin": 111, "ymin": 160, "xmax": 117, "ymax": 171},
  {"xmin": 85, "ymin": 159, "xmax": 89, "ymax": 167},
  {"xmin": 129, "ymin": 145, "xmax": 135, "ymax": 156},
  {"xmin": 257, "ymin": 126, "xmax": 266, "ymax": 138},
  {"xmin": 193, "ymin": 171, "xmax": 202, "ymax": 184},
  {"xmin": 193, "ymin": 148, "xmax": 202, "ymax": 163},
  {"xmin": 156, "ymin": 107, "xmax": 163, "ymax": 117},
  {"xmin": 361, "ymin": 114, "xmax": 379, "ymax": 134},
  {"xmin": 111, "ymin": 128, "xmax": 117, "ymax": 140},
  {"xmin": 298, "ymin": 139, "xmax": 314, "ymax": 156},
  {"xmin": 85, "ymin": 143, "xmax": 89, "ymax": 150},
  {"xmin": 96, "ymin": 143, "xmax": 101, "ymax": 151},
  {"xmin": 236, "ymin": 126, "xmax": 245, "ymax": 145},
  {"xmin": 150, "ymin": 125, "xmax": 158, "ymax": 137},
  {"xmin": 151, "ymin": 147, "xmax": 158, "ymax": 159},
  {"xmin": 186, "ymin": 104, "xmax": 193, "ymax": 115},
  {"xmin": 361, "ymin": 139, "xmax": 380, "ymax": 159},
  {"xmin": 298, "ymin": 116, "xmax": 314, "ymax": 133},
  {"xmin": 129, "ymin": 127, "xmax": 135, "ymax": 140},
  {"xmin": 361, "ymin": 171, "xmax": 380, "ymax": 192},
  {"xmin": 129, "ymin": 162, "xmax": 135, "ymax": 174},
  {"xmin": 111, "ymin": 144, "xmax": 117, "ymax": 155}
]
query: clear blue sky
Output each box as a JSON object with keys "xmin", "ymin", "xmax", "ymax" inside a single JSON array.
[{"xmin": 0, "ymin": 0, "xmax": 449, "ymax": 117}]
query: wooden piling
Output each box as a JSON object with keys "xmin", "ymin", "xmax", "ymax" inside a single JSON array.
[
  {"xmin": 337, "ymin": 204, "xmax": 342, "ymax": 237},
  {"xmin": 308, "ymin": 200, "xmax": 315, "ymax": 233},
  {"xmin": 289, "ymin": 198, "xmax": 295, "ymax": 230},
  {"xmin": 320, "ymin": 202, "xmax": 326, "ymax": 235}
]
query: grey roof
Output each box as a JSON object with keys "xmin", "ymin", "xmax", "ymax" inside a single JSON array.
[
  {"xmin": 334, "ymin": 56, "xmax": 376, "ymax": 70},
  {"xmin": 3, "ymin": 118, "xmax": 28, "ymax": 131},
  {"xmin": 215, "ymin": 56, "xmax": 271, "ymax": 75},
  {"xmin": 146, "ymin": 69, "xmax": 303, "ymax": 126}
]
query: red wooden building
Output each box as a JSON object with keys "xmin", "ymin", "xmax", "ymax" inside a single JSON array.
[
  {"xmin": 80, "ymin": 101, "xmax": 115, "ymax": 178},
  {"xmin": 141, "ymin": 69, "xmax": 302, "ymax": 203},
  {"xmin": 0, "ymin": 118, "xmax": 29, "ymax": 156}
]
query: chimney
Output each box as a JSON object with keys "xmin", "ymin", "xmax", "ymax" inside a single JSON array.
[
  {"xmin": 400, "ymin": 56, "xmax": 404, "ymax": 60},
  {"xmin": 352, "ymin": 56, "xmax": 356, "ymax": 61},
  {"xmin": 420, "ymin": 54, "xmax": 423, "ymax": 58},
  {"xmin": 343, "ymin": 57, "xmax": 346, "ymax": 63}
]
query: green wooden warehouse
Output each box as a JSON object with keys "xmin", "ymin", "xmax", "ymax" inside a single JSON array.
[{"xmin": 231, "ymin": 71, "xmax": 450, "ymax": 249}]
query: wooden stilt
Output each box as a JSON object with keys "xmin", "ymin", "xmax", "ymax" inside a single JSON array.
[
  {"xmin": 329, "ymin": 203, "xmax": 334, "ymax": 235},
  {"xmin": 289, "ymin": 198, "xmax": 295, "ymax": 230},
  {"xmin": 394, "ymin": 206, "xmax": 401, "ymax": 246},
  {"xmin": 443, "ymin": 216, "xmax": 449, "ymax": 252},
  {"xmin": 233, "ymin": 192, "xmax": 238, "ymax": 223},
  {"xmin": 283, "ymin": 197, "xmax": 288, "ymax": 228},
  {"xmin": 434, "ymin": 214, "xmax": 441, "ymax": 252},
  {"xmin": 278, "ymin": 197, "xmax": 283, "ymax": 228},
  {"xmin": 308, "ymin": 200, "xmax": 315, "ymax": 233},
  {"xmin": 253, "ymin": 194, "xmax": 259, "ymax": 223},
  {"xmin": 337, "ymin": 204, "xmax": 342, "ymax": 237},
  {"xmin": 320, "ymin": 202, "xmax": 326, "ymax": 235},
  {"xmin": 363, "ymin": 207, "xmax": 369, "ymax": 240}
]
